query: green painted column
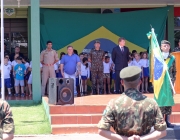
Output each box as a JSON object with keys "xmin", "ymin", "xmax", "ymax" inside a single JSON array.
[
  {"xmin": 168, "ymin": 6, "xmax": 174, "ymax": 49},
  {"xmin": 31, "ymin": 0, "xmax": 41, "ymax": 102},
  {"xmin": 28, "ymin": 6, "xmax": 31, "ymax": 60}
]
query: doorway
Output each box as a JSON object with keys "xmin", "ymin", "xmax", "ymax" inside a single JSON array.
[{"xmin": 2, "ymin": 18, "xmax": 28, "ymax": 57}]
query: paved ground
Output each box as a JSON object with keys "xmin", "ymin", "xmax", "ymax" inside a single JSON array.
[
  {"xmin": 13, "ymin": 134, "xmax": 180, "ymax": 140},
  {"xmin": 14, "ymin": 134, "xmax": 109, "ymax": 140}
]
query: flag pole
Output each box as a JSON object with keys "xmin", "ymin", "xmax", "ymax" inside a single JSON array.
[{"xmin": 1, "ymin": 0, "xmax": 5, "ymax": 100}]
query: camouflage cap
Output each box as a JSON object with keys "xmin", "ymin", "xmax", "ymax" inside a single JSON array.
[
  {"xmin": 94, "ymin": 40, "xmax": 100, "ymax": 44},
  {"xmin": 120, "ymin": 66, "xmax": 141, "ymax": 82},
  {"xmin": 161, "ymin": 40, "xmax": 170, "ymax": 45}
]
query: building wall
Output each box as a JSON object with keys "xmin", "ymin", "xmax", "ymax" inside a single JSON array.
[{"xmin": 2, "ymin": 8, "xmax": 27, "ymax": 18}]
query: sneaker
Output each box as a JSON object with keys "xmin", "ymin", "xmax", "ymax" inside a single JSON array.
[
  {"xmin": 84, "ymin": 92, "xmax": 87, "ymax": 96},
  {"xmin": 99, "ymin": 89, "xmax": 103, "ymax": 95},
  {"xmin": 92, "ymin": 89, "xmax": 97, "ymax": 95},
  {"xmin": 21, "ymin": 93, "xmax": 25, "ymax": 97},
  {"xmin": 15, "ymin": 93, "xmax": 19, "ymax": 97},
  {"xmin": 8, "ymin": 94, "xmax": 12, "ymax": 97},
  {"xmin": 80, "ymin": 92, "xmax": 84, "ymax": 96}
]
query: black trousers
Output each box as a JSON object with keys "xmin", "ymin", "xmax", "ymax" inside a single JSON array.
[{"xmin": 115, "ymin": 70, "xmax": 121, "ymax": 93}]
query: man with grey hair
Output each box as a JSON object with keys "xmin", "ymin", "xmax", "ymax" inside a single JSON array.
[{"xmin": 60, "ymin": 46, "xmax": 81, "ymax": 97}]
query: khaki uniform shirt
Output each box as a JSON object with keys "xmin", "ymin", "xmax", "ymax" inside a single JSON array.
[
  {"xmin": 40, "ymin": 49, "xmax": 59, "ymax": 65},
  {"xmin": 98, "ymin": 88, "xmax": 166, "ymax": 137},
  {"xmin": 0, "ymin": 99, "xmax": 14, "ymax": 140},
  {"xmin": 89, "ymin": 49, "xmax": 105, "ymax": 71}
]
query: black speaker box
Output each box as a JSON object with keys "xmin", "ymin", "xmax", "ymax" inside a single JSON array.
[{"xmin": 48, "ymin": 78, "xmax": 74, "ymax": 105}]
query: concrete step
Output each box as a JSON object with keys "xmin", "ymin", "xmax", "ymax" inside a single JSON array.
[
  {"xmin": 52, "ymin": 124, "xmax": 115, "ymax": 134},
  {"xmin": 161, "ymin": 124, "xmax": 180, "ymax": 139},
  {"xmin": 50, "ymin": 105, "xmax": 105, "ymax": 114},
  {"xmin": 50, "ymin": 112, "xmax": 180, "ymax": 125},
  {"xmin": 51, "ymin": 124, "xmax": 98, "ymax": 134},
  {"xmin": 49, "ymin": 104, "xmax": 180, "ymax": 115},
  {"xmin": 51, "ymin": 114, "xmax": 102, "ymax": 125},
  {"xmin": 52, "ymin": 124, "xmax": 180, "ymax": 138},
  {"xmin": 170, "ymin": 112, "xmax": 180, "ymax": 123}
]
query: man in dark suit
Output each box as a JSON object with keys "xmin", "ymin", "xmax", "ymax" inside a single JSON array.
[{"xmin": 112, "ymin": 37, "xmax": 129, "ymax": 94}]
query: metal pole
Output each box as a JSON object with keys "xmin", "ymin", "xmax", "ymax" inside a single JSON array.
[{"xmin": 1, "ymin": 0, "xmax": 4, "ymax": 100}]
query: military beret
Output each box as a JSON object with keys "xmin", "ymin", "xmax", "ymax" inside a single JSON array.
[
  {"xmin": 161, "ymin": 40, "xmax": 170, "ymax": 45},
  {"xmin": 120, "ymin": 66, "xmax": 141, "ymax": 82},
  {"xmin": 94, "ymin": 40, "xmax": 100, "ymax": 44}
]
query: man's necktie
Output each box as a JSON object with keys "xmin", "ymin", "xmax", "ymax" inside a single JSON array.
[{"xmin": 121, "ymin": 47, "xmax": 124, "ymax": 52}]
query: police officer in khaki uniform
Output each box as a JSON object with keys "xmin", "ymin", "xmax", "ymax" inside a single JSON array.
[
  {"xmin": 98, "ymin": 66, "xmax": 167, "ymax": 140},
  {"xmin": 40, "ymin": 41, "xmax": 59, "ymax": 96}
]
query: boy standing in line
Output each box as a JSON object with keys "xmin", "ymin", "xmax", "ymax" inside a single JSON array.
[{"xmin": 14, "ymin": 57, "xmax": 26, "ymax": 97}]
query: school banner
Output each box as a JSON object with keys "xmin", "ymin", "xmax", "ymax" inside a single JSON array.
[{"xmin": 40, "ymin": 7, "xmax": 169, "ymax": 55}]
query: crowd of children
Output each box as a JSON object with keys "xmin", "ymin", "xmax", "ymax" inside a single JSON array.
[
  {"xmin": 0, "ymin": 49, "xmax": 150, "ymax": 98},
  {"xmin": 0, "ymin": 52, "xmax": 43, "ymax": 97},
  {"xmin": 128, "ymin": 50, "xmax": 150, "ymax": 93}
]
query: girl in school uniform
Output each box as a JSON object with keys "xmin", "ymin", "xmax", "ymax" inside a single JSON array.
[
  {"xmin": 5, "ymin": 54, "xmax": 11, "ymax": 65},
  {"xmin": 128, "ymin": 56, "xmax": 133, "ymax": 67},
  {"xmin": 132, "ymin": 53, "xmax": 143, "ymax": 91},
  {"xmin": 57, "ymin": 52, "xmax": 65, "ymax": 78},
  {"xmin": 141, "ymin": 52, "xmax": 149, "ymax": 93},
  {"xmin": 111, "ymin": 63, "xmax": 116, "ymax": 93},
  {"xmin": 80, "ymin": 57, "xmax": 90, "ymax": 95},
  {"xmin": 103, "ymin": 56, "xmax": 112, "ymax": 94},
  {"xmin": 54, "ymin": 63, "xmax": 58, "ymax": 77},
  {"xmin": 10, "ymin": 54, "xmax": 19, "ymax": 93},
  {"xmin": 28, "ymin": 61, "xmax": 43, "ymax": 96},
  {"xmin": 22, "ymin": 57, "xmax": 30, "ymax": 96}
]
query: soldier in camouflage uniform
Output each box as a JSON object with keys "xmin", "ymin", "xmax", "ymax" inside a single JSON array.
[
  {"xmin": 0, "ymin": 99, "xmax": 14, "ymax": 140},
  {"xmin": 173, "ymin": 39, "xmax": 180, "ymax": 52},
  {"xmin": 98, "ymin": 66, "xmax": 167, "ymax": 140},
  {"xmin": 160, "ymin": 40, "xmax": 176, "ymax": 128},
  {"xmin": 89, "ymin": 40, "xmax": 105, "ymax": 95}
]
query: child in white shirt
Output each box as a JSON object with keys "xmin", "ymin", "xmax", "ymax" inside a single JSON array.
[
  {"xmin": 79, "ymin": 53, "xmax": 84, "ymax": 63},
  {"xmin": 132, "ymin": 53, "xmax": 143, "ymax": 69},
  {"xmin": 22, "ymin": 57, "xmax": 30, "ymax": 96},
  {"xmin": 128, "ymin": 57, "xmax": 133, "ymax": 67},
  {"xmin": 80, "ymin": 57, "xmax": 90, "ymax": 95},
  {"xmin": 28, "ymin": 61, "xmax": 43, "ymax": 96},
  {"xmin": 54, "ymin": 63, "xmax": 58, "ymax": 77},
  {"xmin": 103, "ymin": 56, "xmax": 112, "ymax": 94},
  {"xmin": 111, "ymin": 63, "xmax": 116, "ymax": 93},
  {"xmin": 132, "ymin": 53, "xmax": 143, "ymax": 91},
  {"xmin": 5, "ymin": 54, "xmax": 11, "ymax": 65},
  {"xmin": 0, "ymin": 57, "xmax": 12, "ymax": 96},
  {"xmin": 141, "ymin": 52, "xmax": 149, "ymax": 93},
  {"xmin": 11, "ymin": 54, "xmax": 19, "ymax": 68},
  {"xmin": 57, "ymin": 52, "xmax": 65, "ymax": 78}
]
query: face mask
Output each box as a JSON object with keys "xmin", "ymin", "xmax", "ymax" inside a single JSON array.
[{"xmin": 162, "ymin": 52, "xmax": 169, "ymax": 59}]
